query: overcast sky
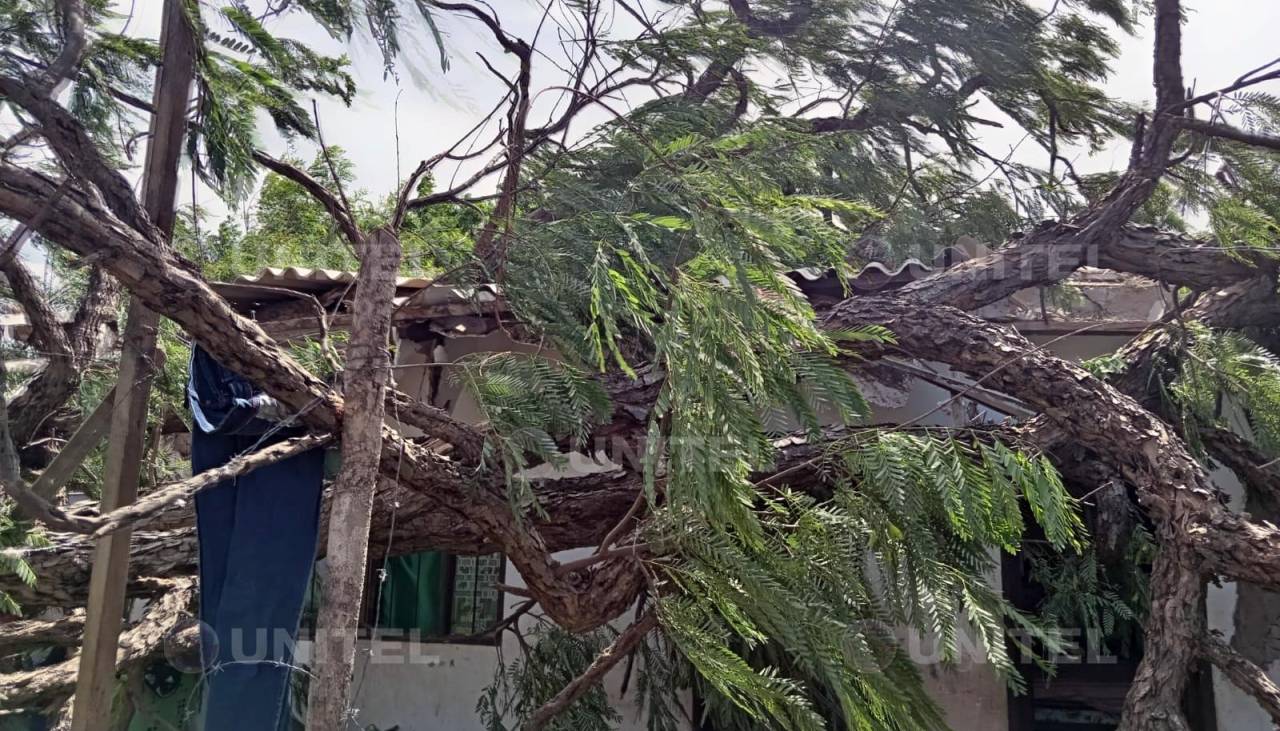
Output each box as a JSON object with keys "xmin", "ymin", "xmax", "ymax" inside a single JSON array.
[{"xmin": 103, "ymin": 0, "xmax": 1280, "ymax": 218}]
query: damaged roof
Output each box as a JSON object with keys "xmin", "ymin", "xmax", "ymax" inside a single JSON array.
[
  {"xmin": 209, "ymin": 246, "xmax": 1168, "ymax": 339},
  {"xmin": 212, "ymin": 248, "xmax": 972, "ymax": 311}
]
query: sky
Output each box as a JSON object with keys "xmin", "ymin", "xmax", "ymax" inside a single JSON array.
[{"xmin": 88, "ymin": 0, "xmax": 1280, "ymax": 222}]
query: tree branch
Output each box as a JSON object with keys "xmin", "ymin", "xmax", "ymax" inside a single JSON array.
[
  {"xmin": 0, "ymin": 611, "xmax": 85, "ymax": 653},
  {"xmin": 1198, "ymin": 630, "xmax": 1280, "ymax": 725},
  {"xmin": 250, "ymin": 151, "xmax": 361, "ymax": 246},
  {"xmin": 1177, "ymin": 117, "xmax": 1280, "ymax": 152},
  {"xmin": 1201, "ymin": 426, "xmax": 1280, "ymax": 515},
  {"xmin": 83, "ymin": 433, "xmax": 332, "ymax": 539},
  {"xmin": 522, "ymin": 611, "xmax": 659, "ymax": 731},
  {"xmin": 0, "ymin": 76, "xmax": 155, "ymax": 237},
  {"xmin": 41, "ymin": 0, "xmax": 88, "ymax": 93},
  {"xmin": 0, "ymin": 579, "xmax": 196, "ymax": 710},
  {"xmin": 307, "ymin": 226, "xmax": 401, "ymax": 729},
  {"xmin": 7, "ymin": 264, "xmax": 116, "ymax": 448}
]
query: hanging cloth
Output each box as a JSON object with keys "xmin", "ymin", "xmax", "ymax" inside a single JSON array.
[{"xmin": 187, "ymin": 345, "xmax": 326, "ymax": 731}]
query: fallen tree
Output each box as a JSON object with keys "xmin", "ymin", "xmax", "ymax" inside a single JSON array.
[{"xmin": 1, "ymin": 0, "xmax": 1280, "ymax": 729}]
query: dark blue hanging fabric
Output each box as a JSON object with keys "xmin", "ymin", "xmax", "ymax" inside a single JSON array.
[{"xmin": 188, "ymin": 346, "xmax": 325, "ymax": 731}]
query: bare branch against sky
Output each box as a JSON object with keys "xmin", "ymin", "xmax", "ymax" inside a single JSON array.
[{"xmin": 88, "ymin": 0, "xmax": 1280, "ymax": 217}]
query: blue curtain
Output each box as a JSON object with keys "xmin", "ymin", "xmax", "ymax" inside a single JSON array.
[{"xmin": 188, "ymin": 346, "xmax": 325, "ymax": 731}]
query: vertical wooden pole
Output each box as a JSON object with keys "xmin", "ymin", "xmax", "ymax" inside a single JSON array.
[
  {"xmin": 69, "ymin": 1, "xmax": 195, "ymax": 727},
  {"xmin": 306, "ymin": 228, "xmax": 402, "ymax": 729}
]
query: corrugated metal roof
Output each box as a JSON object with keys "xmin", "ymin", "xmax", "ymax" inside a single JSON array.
[
  {"xmin": 231, "ymin": 266, "xmax": 443, "ymax": 290},
  {"xmin": 211, "ymin": 267, "xmax": 473, "ymax": 312},
  {"xmin": 214, "ymin": 245, "xmax": 1165, "ymax": 335},
  {"xmin": 214, "ymin": 248, "xmax": 971, "ymax": 310}
]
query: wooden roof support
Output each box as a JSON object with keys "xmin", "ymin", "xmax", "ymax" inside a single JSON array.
[{"xmin": 69, "ymin": 1, "xmax": 195, "ymax": 727}]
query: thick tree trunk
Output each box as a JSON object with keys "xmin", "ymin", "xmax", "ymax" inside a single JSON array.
[
  {"xmin": 0, "ymin": 579, "xmax": 195, "ymax": 710},
  {"xmin": 1116, "ymin": 543, "xmax": 1202, "ymax": 731},
  {"xmin": 306, "ymin": 227, "xmax": 402, "ymax": 730},
  {"xmin": 7, "ymin": 266, "xmax": 116, "ymax": 450},
  {"xmin": 0, "ymin": 612, "xmax": 85, "ymax": 653},
  {"xmin": 5, "ymin": 530, "xmax": 196, "ymax": 610}
]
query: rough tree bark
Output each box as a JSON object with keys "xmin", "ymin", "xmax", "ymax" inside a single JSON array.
[
  {"xmin": 1199, "ymin": 631, "xmax": 1280, "ymax": 725},
  {"xmin": 0, "ymin": 611, "xmax": 85, "ymax": 653},
  {"xmin": 82, "ymin": 433, "xmax": 332, "ymax": 539},
  {"xmin": 0, "ymin": 579, "xmax": 196, "ymax": 711},
  {"xmin": 821, "ymin": 296, "xmax": 1275, "ymax": 730},
  {"xmin": 6, "ymin": 266, "xmax": 116, "ymax": 451},
  {"xmin": 306, "ymin": 226, "xmax": 402, "ymax": 730},
  {"xmin": 0, "ymin": 159, "xmax": 646, "ymax": 631}
]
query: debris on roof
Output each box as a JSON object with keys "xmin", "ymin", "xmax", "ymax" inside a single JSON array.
[{"xmin": 211, "ymin": 245, "xmax": 1169, "ymax": 340}]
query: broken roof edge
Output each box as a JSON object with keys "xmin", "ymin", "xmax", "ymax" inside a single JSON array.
[
  {"xmin": 211, "ymin": 246, "xmax": 974, "ymax": 311},
  {"xmin": 212, "ymin": 243, "xmax": 1168, "ymax": 339}
]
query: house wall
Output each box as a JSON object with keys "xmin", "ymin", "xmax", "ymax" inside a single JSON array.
[
  {"xmin": 339, "ymin": 325, "xmax": 1269, "ymax": 731},
  {"xmin": 324, "ymin": 331, "xmax": 685, "ymax": 731}
]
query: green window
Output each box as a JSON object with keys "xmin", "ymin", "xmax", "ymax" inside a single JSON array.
[
  {"xmin": 377, "ymin": 551, "xmax": 452, "ymax": 636},
  {"xmin": 370, "ymin": 551, "xmax": 505, "ymax": 639}
]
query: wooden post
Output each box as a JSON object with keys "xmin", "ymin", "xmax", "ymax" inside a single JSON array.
[
  {"xmin": 306, "ymin": 228, "xmax": 402, "ymax": 729},
  {"xmin": 69, "ymin": 1, "xmax": 195, "ymax": 727}
]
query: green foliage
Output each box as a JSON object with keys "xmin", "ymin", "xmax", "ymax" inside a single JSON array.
[
  {"xmin": 455, "ymin": 352, "xmax": 611, "ymax": 512},
  {"xmin": 0, "ymin": 500, "xmax": 47, "ymax": 616},
  {"xmin": 0, "ymin": 1, "xmax": 1185, "ymax": 727},
  {"xmin": 237, "ymin": 149, "xmax": 360, "ymax": 271},
  {"xmin": 174, "ymin": 150, "xmax": 480, "ymax": 278},
  {"xmin": 650, "ymin": 432, "xmax": 1079, "ymax": 730},
  {"xmin": 504, "ymin": 115, "xmax": 883, "ymax": 538},
  {"xmin": 1162, "ymin": 90, "xmax": 1280, "ymax": 255},
  {"xmin": 1026, "ymin": 530, "xmax": 1152, "ymax": 660},
  {"xmin": 477, "ymin": 626, "xmax": 622, "ymax": 731},
  {"xmin": 1170, "ymin": 323, "xmax": 1280, "ymax": 456},
  {"xmin": 216, "ymin": 4, "xmax": 355, "ymax": 102}
]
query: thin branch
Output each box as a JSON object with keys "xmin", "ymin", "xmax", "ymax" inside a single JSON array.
[
  {"xmin": 471, "ymin": 24, "xmax": 533, "ymax": 268},
  {"xmin": 83, "ymin": 433, "xmax": 332, "ymax": 538},
  {"xmin": 251, "ymin": 150, "xmax": 362, "ymax": 246},
  {"xmin": 405, "ymin": 155, "xmax": 509, "ymax": 210},
  {"xmin": 595, "ymin": 490, "xmax": 646, "ymax": 554},
  {"xmin": 522, "ymin": 611, "xmax": 659, "ymax": 731},
  {"xmin": 555, "ymin": 543, "xmax": 650, "ymax": 576},
  {"xmin": 1176, "ymin": 117, "xmax": 1280, "ymax": 152},
  {"xmin": 428, "ymin": 1, "xmax": 527, "ymax": 55},
  {"xmin": 311, "ymin": 99, "xmax": 357, "ymax": 222},
  {"xmin": 1168, "ymin": 63, "xmax": 1280, "ymax": 114}
]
